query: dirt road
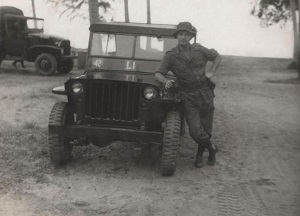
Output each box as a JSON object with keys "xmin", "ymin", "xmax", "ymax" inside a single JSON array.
[{"xmin": 0, "ymin": 56, "xmax": 299, "ymax": 216}]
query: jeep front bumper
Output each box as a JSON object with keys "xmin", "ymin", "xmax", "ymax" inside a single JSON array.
[{"xmin": 49, "ymin": 124, "xmax": 163, "ymax": 144}]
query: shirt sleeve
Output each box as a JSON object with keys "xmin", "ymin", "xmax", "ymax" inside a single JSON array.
[
  {"xmin": 202, "ymin": 47, "xmax": 219, "ymax": 61},
  {"xmin": 155, "ymin": 52, "xmax": 172, "ymax": 76},
  {"xmin": 195, "ymin": 43, "xmax": 219, "ymax": 61}
]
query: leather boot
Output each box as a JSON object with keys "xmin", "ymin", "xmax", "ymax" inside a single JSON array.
[
  {"xmin": 194, "ymin": 144, "xmax": 205, "ymax": 168},
  {"xmin": 205, "ymin": 140, "xmax": 218, "ymax": 166}
]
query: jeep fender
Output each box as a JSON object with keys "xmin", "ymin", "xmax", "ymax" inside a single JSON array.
[
  {"xmin": 155, "ymin": 91, "xmax": 185, "ymax": 135},
  {"xmin": 52, "ymin": 85, "xmax": 66, "ymax": 95},
  {"xmin": 26, "ymin": 45, "xmax": 61, "ymax": 62}
]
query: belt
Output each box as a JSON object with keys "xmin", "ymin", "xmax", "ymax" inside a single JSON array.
[{"xmin": 180, "ymin": 78, "xmax": 210, "ymax": 91}]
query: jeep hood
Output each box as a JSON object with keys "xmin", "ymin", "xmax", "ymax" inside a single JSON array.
[
  {"xmin": 82, "ymin": 71, "xmax": 162, "ymax": 86},
  {"xmin": 52, "ymin": 71, "xmax": 164, "ymax": 95}
]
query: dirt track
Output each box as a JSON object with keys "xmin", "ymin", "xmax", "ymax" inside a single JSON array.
[{"xmin": 0, "ymin": 56, "xmax": 299, "ymax": 216}]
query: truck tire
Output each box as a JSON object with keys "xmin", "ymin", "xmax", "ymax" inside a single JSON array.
[
  {"xmin": 57, "ymin": 58, "xmax": 74, "ymax": 74},
  {"xmin": 48, "ymin": 102, "xmax": 72, "ymax": 166},
  {"xmin": 0, "ymin": 46, "xmax": 5, "ymax": 66},
  {"xmin": 35, "ymin": 53, "xmax": 57, "ymax": 76},
  {"xmin": 161, "ymin": 111, "xmax": 181, "ymax": 176}
]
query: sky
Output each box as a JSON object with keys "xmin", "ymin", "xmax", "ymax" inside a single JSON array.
[{"xmin": 0, "ymin": 0, "xmax": 294, "ymax": 58}]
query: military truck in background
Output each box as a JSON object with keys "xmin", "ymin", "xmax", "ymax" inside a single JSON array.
[{"xmin": 0, "ymin": 6, "xmax": 74, "ymax": 75}]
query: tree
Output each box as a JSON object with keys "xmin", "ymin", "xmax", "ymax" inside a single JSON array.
[
  {"xmin": 122, "ymin": 0, "xmax": 151, "ymax": 23},
  {"xmin": 251, "ymin": 0, "xmax": 300, "ymax": 77},
  {"xmin": 251, "ymin": 0, "xmax": 292, "ymax": 27},
  {"xmin": 48, "ymin": 0, "xmax": 113, "ymax": 24}
]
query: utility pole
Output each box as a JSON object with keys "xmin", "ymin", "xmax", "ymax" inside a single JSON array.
[
  {"xmin": 124, "ymin": 0, "xmax": 129, "ymax": 22},
  {"xmin": 31, "ymin": 0, "xmax": 37, "ymax": 28},
  {"xmin": 31, "ymin": 0, "xmax": 36, "ymax": 18},
  {"xmin": 147, "ymin": 0, "xmax": 151, "ymax": 24}
]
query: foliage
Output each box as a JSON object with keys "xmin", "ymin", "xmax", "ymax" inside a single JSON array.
[
  {"xmin": 47, "ymin": 0, "xmax": 112, "ymax": 21},
  {"xmin": 251, "ymin": 0, "xmax": 294, "ymax": 27}
]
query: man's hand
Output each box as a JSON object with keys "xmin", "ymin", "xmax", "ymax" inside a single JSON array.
[
  {"xmin": 207, "ymin": 54, "xmax": 221, "ymax": 79},
  {"xmin": 155, "ymin": 73, "xmax": 177, "ymax": 89},
  {"xmin": 165, "ymin": 80, "xmax": 175, "ymax": 89},
  {"xmin": 206, "ymin": 72, "xmax": 213, "ymax": 79}
]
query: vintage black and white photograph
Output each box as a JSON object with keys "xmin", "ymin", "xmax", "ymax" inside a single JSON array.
[{"xmin": 0, "ymin": 0, "xmax": 299, "ymax": 215}]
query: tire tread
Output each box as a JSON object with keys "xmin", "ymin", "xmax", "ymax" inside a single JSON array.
[
  {"xmin": 161, "ymin": 111, "xmax": 181, "ymax": 176},
  {"xmin": 48, "ymin": 102, "xmax": 72, "ymax": 166}
]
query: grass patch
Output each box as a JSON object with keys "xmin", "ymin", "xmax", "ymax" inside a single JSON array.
[
  {"xmin": 22, "ymin": 120, "xmax": 40, "ymax": 130},
  {"xmin": 28, "ymin": 92, "xmax": 40, "ymax": 99},
  {"xmin": 0, "ymin": 120, "xmax": 50, "ymax": 184}
]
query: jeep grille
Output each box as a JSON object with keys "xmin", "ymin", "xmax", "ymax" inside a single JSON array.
[{"xmin": 84, "ymin": 82, "xmax": 141, "ymax": 122}]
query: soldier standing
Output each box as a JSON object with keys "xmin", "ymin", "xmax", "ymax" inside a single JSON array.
[{"xmin": 155, "ymin": 21, "xmax": 222, "ymax": 168}]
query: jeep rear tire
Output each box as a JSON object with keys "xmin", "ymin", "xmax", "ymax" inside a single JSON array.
[
  {"xmin": 35, "ymin": 53, "xmax": 57, "ymax": 76},
  {"xmin": 161, "ymin": 111, "xmax": 181, "ymax": 176},
  {"xmin": 48, "ymin": 102, "xmax": 72, "ymax": 166},
  {"xmin": 57, "ymin": 58, "xmax": 74, "ymax": 74}
]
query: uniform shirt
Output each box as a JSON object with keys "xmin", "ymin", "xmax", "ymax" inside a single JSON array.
[{"xmin": 156, "ymin": 43, "xmax": 219, "ymax": 88}]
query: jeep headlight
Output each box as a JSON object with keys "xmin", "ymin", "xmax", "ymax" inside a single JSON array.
[
  {"xmin": 144, "ymin": 87, "xmax": 156, "ymax": 100},
  {"xmin": 61, "ymin": 48, "xmax": 64, "ymax": 55},
  {"xmin": 71, "ymin": 82, "xmax": 83, "ymax": 94}
]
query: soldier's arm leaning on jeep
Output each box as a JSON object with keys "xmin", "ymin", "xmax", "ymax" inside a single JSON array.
[
  {"xmin": 155, "ymin": 53, "xmax": 175, "ymax": 89},
  {"xmin": 155, "ymin": 72, "xmax": 175, "ymax": 89}
]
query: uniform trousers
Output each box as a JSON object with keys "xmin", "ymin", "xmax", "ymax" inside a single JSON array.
[{"xmin": 181, "ymin": 86, "xmax": 215, "ymax": 144}]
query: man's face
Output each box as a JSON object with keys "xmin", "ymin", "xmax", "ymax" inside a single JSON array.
[{"xmin": 176, "ymin": 31, "xmax": 193, "ymax": 45}]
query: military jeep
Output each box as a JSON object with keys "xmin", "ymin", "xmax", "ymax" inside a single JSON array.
[
  {"xmin": 0, "ymin": 6, "xmax": 73, "ymax": 75},
  {"xmin": 49, "ymin": 22, "xmax": 186, "ymax": 176}
]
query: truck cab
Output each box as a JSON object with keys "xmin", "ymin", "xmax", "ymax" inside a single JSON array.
[{"xmin": 0, "ymin": 6, "xmax": 73, "ymax": 75}]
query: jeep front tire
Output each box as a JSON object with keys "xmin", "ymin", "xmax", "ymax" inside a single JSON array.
[
  {"xmin": 57, "ymin": 58, "xmax": 74, "ymax": 74},
  {"xmin": 35, "ymin": 53, "xmax": 57, "ymax": 76},
  {"xmin": 48, "ymin": 102, "xmax": 72, "ymax": 166},
  {"xmin": 161, "ymin": 111, "xmax": 181, "ymax": 176}
]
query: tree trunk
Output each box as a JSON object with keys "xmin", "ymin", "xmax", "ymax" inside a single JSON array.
[
  {"xmin": 298, "ymin": 0, "xmax": 300, "ymax": 77},
  {"xmin": 88, "ymin": 0, "xmax": 100, "ymax": 25},
  {"xmin": 290, "ymin": 0, "xmax": 298, "ymax": 60},
  {"xmin": 124, "ymin": 0, "xmax": 129, "ymax": 22}
]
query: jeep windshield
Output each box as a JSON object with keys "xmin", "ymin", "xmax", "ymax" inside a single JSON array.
[
  {"xmin": 86, "ymin": 32, "xmax": 177, "ymax": 73},
  {"xmin": 90, "ymin": 33, "xmax": 177, "ymax": 60}
]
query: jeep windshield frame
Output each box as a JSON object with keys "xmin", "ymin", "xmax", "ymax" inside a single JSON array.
[
  {"xmin": 85, "ymin": 22, "xmax": 180, "ymax": 73},
  {"xmin": 89, "ymin": 33, "xmax": 178, "ymax": 61}
]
